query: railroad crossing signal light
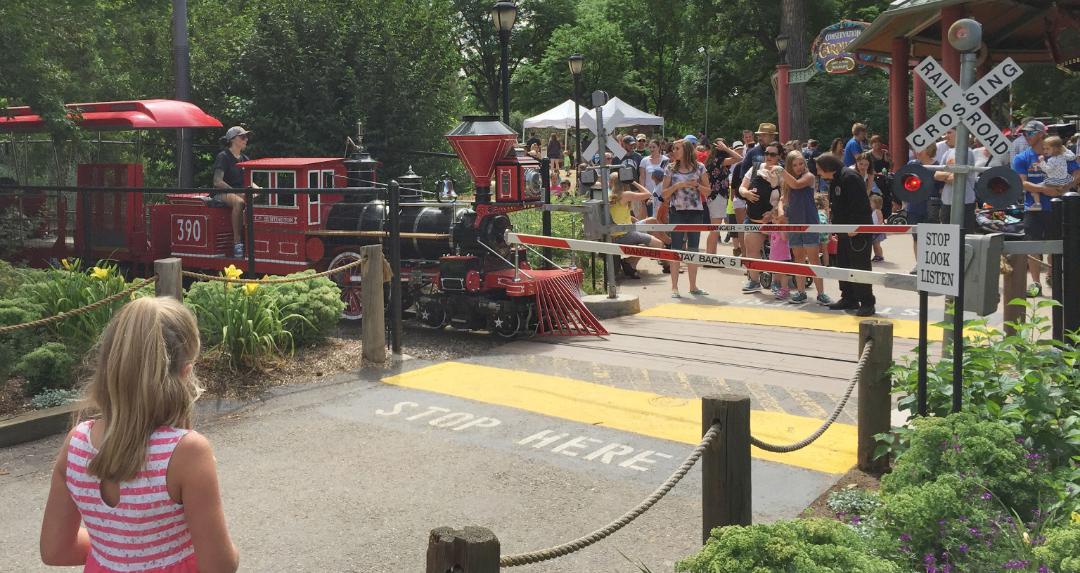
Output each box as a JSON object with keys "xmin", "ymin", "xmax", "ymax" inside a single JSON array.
[
  {"xmin": 974, "ymin": 166, "xmax": 1022, "ymax": 209},
  {"xmin": 892, "ymin": 163, "xmax": 932, "ymax": 204},
  {"xmin": 948, "ymin": 18, "xmax": 983, "ymax": 52}
]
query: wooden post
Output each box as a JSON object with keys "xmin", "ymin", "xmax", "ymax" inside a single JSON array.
[
  {"xmin": 426, "ymin": 526, "xmax": 500, "ymax": 573},
  {"xmin": 1003, "ymin": 253, "xmax": 1027, "ymax": 337},
  {"xmin": 701, "ymin": 394, "xmax": 751, "ymax": 542},
  {"xmin": 153, "ymin": 258, "xmax": 183, "ymax": 301},
  {"xmin": 858, "ymin": 320, "xmax": 893, "ymax": 473},
  {"xmin": 360, "ymin": 244, "xmax": 386, "ymax": 363}
]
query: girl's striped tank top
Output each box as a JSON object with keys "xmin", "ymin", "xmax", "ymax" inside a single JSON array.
[{"xmin": 66, "ymin": 420, "xmax": 198, "ymax": 573}]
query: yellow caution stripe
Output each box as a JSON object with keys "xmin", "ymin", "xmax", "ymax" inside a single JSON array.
[
  {"xmin": 641, "ymin": 304, "xmax": 940, "ymax": 340},
  {"xmin": 383, "ymin": 362, "xmax": 856, "ymax": 474}
]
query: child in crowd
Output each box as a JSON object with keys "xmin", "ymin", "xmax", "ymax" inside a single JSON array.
[
  {"xmin": 815, "ymin": 192, "xmax": 831, "ymax": 267},
  {"xmin": 40, "ymin": 297, "xmax": 238, "ymax": 573},
  {"xmin": 764, "ymin": 210, "xmax": 793, "ymax": 300},
  {"xmin": 870, "ymin": 193, "xmax": 886, "ymax": 262},
  {"xmin": 1035, "ymin": 136, "xmax": 1077, "ymax": 210}
]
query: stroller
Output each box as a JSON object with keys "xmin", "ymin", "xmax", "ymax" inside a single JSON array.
[{"xmin": 975, "ymin": 204, "xmax": 1025, "ymax": 238}]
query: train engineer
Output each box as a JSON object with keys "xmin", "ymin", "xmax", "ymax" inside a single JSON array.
[{"xmin": 212, "ymin": 126, "xmax": 260, "ymax": 258}]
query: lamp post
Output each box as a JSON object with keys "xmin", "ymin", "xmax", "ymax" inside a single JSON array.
[
  {"xmin": 568, "ymin": 54, "xmax": 584, "ymax": 165},
  {"xmin": 491, "ymin": 1, "xmax": 517, "ymax": 125},
  {"xmin": 775, "ymin": 34, "xmax": 791, "ymax": 144},
  {"xmin": 699, "ymin": 46, "xmax": 709, "ymax": 140}
]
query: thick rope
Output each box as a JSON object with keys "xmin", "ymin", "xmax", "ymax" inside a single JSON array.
[
  {"xmin": 180, "ymin": 257, "xmax": 365, "ymax": 284},
  {"xmin": 499, "ymin": 423, "xmax": 722, "ymax": 568},
  {"xmin": 0, "ymin": 277, "xmax": 157, "ymax": 334},
  {"xmin": 749, "ymin": 339, "xmax": 874, "ymax": 453}
]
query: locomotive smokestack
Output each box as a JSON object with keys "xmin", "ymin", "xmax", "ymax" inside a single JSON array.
[{"xmin": 446, "ymin": 116, "xmax": 516, "ymax": 204}]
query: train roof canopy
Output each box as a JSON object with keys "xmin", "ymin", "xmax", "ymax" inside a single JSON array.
[
  {"xmin": 236, "ymin": 158, "xmax": 343, "ymax": 168},
  {"xmin": 0, "ymin": 99, "xmax": 222, "ymax": 132}
]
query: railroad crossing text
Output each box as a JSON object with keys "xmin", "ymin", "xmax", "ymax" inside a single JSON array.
[{"xmin": 916, "ymin": 224, "xmax": 961, "ymax": 296}]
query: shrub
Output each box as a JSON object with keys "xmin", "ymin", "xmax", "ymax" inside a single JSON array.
[
  {"xmin": 0, "ymin": 259, "xmax": 47, "ymax": 298},
  {"xmin": 267, "ymin": 270, "xmax": 344, "ymax": 346},
  {"xmin": 30, "ymin": 388, "xmax": 80, "ymax": 409},
  {"xmin": 676, "ymin": 519, "xmax": 899, "ymax": 573},
  {"xmin": 15, "ymin": 342, "xmax": 75, "ymax": 396},
  {"xmin": 884, "ymin": 302, "xmax": 1080, "ymax": 468},
  {"xmin": 0, "ymin": 296, "xmax": 46, "ymax": 379},
  {"xmin": 185, "ymin": 266, "xmax": 301, "ymax": 370},
  {"xmin": 17, "ymin": 260, "xmax": 139, "ymax": 351},
  {"xmin": 1034, "ymin": 523, "xmax": 1080, "ymax": 572}
]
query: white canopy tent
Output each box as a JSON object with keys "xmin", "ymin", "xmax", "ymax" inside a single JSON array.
[
  {"xmin": 581, "ymin": 96, "xmax": 664, "ymax": 131},
  {"xmin": 521, "ymin": 99, "xmax": 580, "ymax": 130}
]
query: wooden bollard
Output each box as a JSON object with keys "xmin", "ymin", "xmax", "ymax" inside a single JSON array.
[
  {"xmin": 360, "ymin": 244, "xmax": 386, "ymax": 363},
  {"xmin": 857, "ymin": 320, "xmax": 893, "ymax": 473},
  {"xmin": 1003, "ymin": 253, "xmax": 1027, "ymax": 337},
  {"xmin": 426, "ymin": 526, "xmax": 499, "ymax": 573},
  {"xmin": 701, "ymin": 394, "xmax": 751, "ymax": 543},
  {"xmin": 153, "ymin": 258, "xmax": 183, "ymax": 301}
]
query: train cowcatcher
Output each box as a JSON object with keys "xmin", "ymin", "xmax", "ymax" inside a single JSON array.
[{"xmin": 0, "ymin": 100, "xmax": 604, "ymax": 338}]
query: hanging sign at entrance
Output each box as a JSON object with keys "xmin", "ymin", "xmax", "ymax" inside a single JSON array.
[
  {"xmin": 916, "ymin": 224, "xmax": 962, "ymax": 296},
  {"xmin": 812, "ymin": 21, "xmax": 871, "ymax": 74},
  {"xmin": 906, "ymin": 56, "xmax": 1022, "ymax": 162}
]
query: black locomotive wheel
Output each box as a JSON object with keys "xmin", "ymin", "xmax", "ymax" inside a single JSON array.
[
  {"xmin": 490, "ymin": 311, "xmax": 522, "ymax": 338},
  {"xmin": 417, "ymin": 299, "xmax": 447, "ymax": 329},
  {"xmin": 329, "ymin": 251, "xmax": 364, "ymax": 320}
]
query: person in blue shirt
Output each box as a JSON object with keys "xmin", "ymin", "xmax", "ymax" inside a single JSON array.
[
  {"xmin": 1011, "ymin": 120, "xmax": 1079, "ymax": 296},
  {"xmin": 736, "ymin": 122, "xmax": 779, "ymax": 177},
  {"xmin": 843, "ymin": 123, "xmax": 868, "ymax": 167}
]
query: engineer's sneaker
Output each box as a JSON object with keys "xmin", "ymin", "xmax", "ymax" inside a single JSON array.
[{"xmin": 233, "ymin": 243, "xmax": 244, "ymax": 258}]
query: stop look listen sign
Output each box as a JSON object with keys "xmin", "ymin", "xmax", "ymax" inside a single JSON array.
[{"xmin": 917, "ymin": 224, "xmax": 962, "ymax": 296}]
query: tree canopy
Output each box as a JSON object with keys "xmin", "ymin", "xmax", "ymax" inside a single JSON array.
[{"xmin": 1, "ymin": 0, "xmax": 1076, "ymax": 186}]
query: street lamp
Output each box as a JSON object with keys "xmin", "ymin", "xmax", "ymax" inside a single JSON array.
[
  {"xmin": 491, "ymin": 1, "xmax": 518, "ymax": 126},
  {"xmin": 775, "ymin": 34, "xmax": 791, "ymax": 143},
  {"xmin": 568, "ymin": 54, "xmax": 584, "ymax": 165},
  {"xmin": 699, "ymin": 46, "xmax": 710, "ymax": 141}
]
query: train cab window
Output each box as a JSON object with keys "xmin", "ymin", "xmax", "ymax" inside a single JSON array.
[
  {"xmin": 275, "ymin": 171, "xmax": 295, "ymax": 207},
  {"xmin": 308, "ymin": 171, "xmax": 321, "ymax": 204},
  {"xmin": 251, "ymin": 171, "xmax": 270, "ymax": 204}
]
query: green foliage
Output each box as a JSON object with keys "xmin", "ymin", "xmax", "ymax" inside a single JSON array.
[
  {"xmin": 0, "ymin": 260, "xmax": 47, "ymax": 299},
  {"xmin": 30, "ymin": 388, "xmax": 80, "ymax": 409},
  {"xmin": 266, "ymin": 270, "xmax": 344, "ymax": 347},
  {"xmin": 1033, "ymin": 523, "xmax": 1080, "ymax": 573},
  {"xmin": 0, "ymin": 296, "xmax": 46, "ymax": 380},
  {"xmin": 17, "ymin": 260, "xmax": 136, "ymax": 351},
  {"xmin": 185, "ymin": 279, "xmax": 298, "ymax": 371},
  {"xmin": 884, "ymin": 302, "xmax": 1080, "ymax": 468},
  {"xmin": 15, "ymin": 342, "xmax": 75, "ymax": 396},
  {"xmin": 676, "ymin": 518, "xmax": 899, "ymax": 573}
]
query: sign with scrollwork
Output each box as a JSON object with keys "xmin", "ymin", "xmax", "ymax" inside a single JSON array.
[{"xmin": 812, "ymin": 21, "xmax": 871, "ymax": 74}]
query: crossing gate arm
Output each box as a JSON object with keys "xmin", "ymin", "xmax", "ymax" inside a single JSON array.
[
  {"xmin": 613, "ymin": 223, "xmax": 916, "ymax": 234},
  {"xmin": 506, "ymin": 233, "xmax": 919, "ymax": 291}
]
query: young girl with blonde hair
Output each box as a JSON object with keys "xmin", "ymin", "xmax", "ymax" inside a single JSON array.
[{"xmin": 40, "ymin": 297, "xmax": 238, "ymax": 573}]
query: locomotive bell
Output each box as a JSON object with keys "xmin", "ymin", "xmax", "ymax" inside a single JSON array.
[{"xmin": 437, "ymin": 173, "xmax": 457, "ymax": 202}]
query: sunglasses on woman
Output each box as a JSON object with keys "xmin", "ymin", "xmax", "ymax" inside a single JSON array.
[{"xmin": 764, "ymin": 151, "xmax": 780, "ymax": 157}]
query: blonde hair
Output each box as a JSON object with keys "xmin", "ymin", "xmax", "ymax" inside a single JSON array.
[
  {"xmin": 1045, "ymin": 135, "xmax": 1064, "ymax": 153},
  {"xmin": 869, "ymin": 194, "xmax": 883, "ymax": 209},
  {"xmin": 86, "ymin": 297, "xmax": 202, "ymax": 482},
  {"xmin": 781, "ymin": 150, "xmax": 807, "ymax": 195}
]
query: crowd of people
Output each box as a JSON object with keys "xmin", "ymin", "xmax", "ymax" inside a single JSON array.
[{"xmin": 526, "ymin": 114, "xmax": 1080, "ymax": 315}]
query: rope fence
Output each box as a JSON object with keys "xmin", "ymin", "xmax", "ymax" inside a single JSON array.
[
  {"xmin": 750, "ymin": 339, "xmax": 873, "ymax": 454},
  {"xmin": 0, "ymin": 277, "xmax": 157, "ymax": 334},
  {"xmin": 498, "ymin": 423, "xmax": 722, "ymax": 568},
  {"xmin": 179, "ymin": 257, "xmax": 366, "ymax": 284}
]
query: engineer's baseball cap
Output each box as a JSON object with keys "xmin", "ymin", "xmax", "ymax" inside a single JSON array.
[{"xmin": 225, "ymin": 126, "xmax": 253, "ymax": 141}]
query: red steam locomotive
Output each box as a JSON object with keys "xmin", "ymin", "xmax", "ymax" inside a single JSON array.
[{"xmin": 0, "ymin": 101, "xmax": 603, "ymax": 337}]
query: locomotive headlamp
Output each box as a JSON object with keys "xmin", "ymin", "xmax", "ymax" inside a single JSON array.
[
  {"xmin": 975, "ymin": 166, "xmax": 1022, "ymax": 209},
  {"xmin": 892, "ymin": 162, "xmax": 932, "ymax": 204}
]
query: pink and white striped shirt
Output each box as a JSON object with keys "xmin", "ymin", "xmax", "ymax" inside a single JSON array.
[{"xmin": 66, "ymin": 421, "xmax": 198, "ymax": 573}]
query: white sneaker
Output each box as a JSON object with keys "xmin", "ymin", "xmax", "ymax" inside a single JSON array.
[{"xmin": 233, "ymin": 243, "xmax": 244, "ymax": 258}]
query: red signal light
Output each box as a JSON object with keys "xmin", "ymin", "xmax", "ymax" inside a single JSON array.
[{"xmin": 903, "ymin": 174, "xmax": 922, "ymax": 192}]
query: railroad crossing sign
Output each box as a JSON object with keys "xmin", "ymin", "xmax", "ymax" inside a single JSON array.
[
  {"xmin": 582, "ymin": 109, "xmax": 626, "ymax": 161},
  {"xmin": 906, "ymin": 56, "xmax": 1022, "ymax": 162}
]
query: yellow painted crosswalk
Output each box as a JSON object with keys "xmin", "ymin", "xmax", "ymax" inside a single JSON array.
[
  {"xmin": 640, "ymin": 304, "xmax": 938, "ymax": 339},
  {"xmin": 383, "ymin": 361, "xmax": 857, "ymax": 474}
]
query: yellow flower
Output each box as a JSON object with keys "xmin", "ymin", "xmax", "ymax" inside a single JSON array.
[
  {"xmin": 60, "ymin": 258, "xmax": 74, "ymax": 271},
  {"xmin": 1073, "ymin": 511, "xmax": 1080, "ymax": 524},
  {"xmin": 90, "ymin": 266, "xmax": 110, "ymax": 280},
  {"xmin": 222, "ymin": 264, "xmax": 243, "ymax": 281},
  {"xmin": 243, "ymin": 282, "xmax": 259, "ymax": 295}
]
